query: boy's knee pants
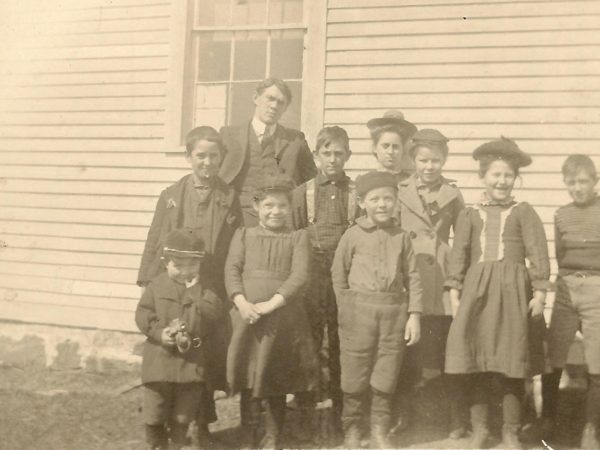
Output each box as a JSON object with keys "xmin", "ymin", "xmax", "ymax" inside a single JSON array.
[
  {"xmin": 548, "ymin": 275, "xmax": 600, "ymax": 374},
  {"xmin": 143, "ymin": 382, "xmax": 206, "ymax": 425},
  {"xmin": 338, "ymin": 290, "xmax": 408, "ymax": 394}
]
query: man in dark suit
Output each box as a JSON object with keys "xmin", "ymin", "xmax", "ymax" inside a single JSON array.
[{"xmin": 219, "ymin": 77, "xmax": 317, "ymax": 226}]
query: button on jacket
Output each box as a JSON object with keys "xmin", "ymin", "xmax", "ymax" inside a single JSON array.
[
  {"xmin": 331, "ymin": 216, "xmax": 422, "ymax": 313},
  {"xmin": 135, "ymin": 272, "xmax": 223, "ymax": 385},
  {"xmin": 397, "ymin": 175, "xmax": 464, "ymax": 315}
]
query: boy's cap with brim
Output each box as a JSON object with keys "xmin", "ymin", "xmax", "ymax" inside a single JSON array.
[
  {"xmin": 408, "ymin": 128, "xmax": 450, "ymax": 156},
  {"xmin": 254, "ymin": 173, "xmax": 295, "ymax": 197},
  {"xmin": 472, "ymin": 137, "xmax": 532, "ymax": 168},
  {"xmin": 356, "ymin": 171, "xmax": 398, "ymax": 197},
  {"xmin": 163, "ymin": 228, "xmax": 205, "ymax": 258},
  {"xmin": 367, "ymin": 110, "xmax": 417, "ymax": 140}
]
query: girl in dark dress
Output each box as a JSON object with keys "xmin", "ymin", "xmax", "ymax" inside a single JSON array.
[
  {"xmin": 444, "ymin": 138, "xmax": 551, "ymax": 449},
  {"xmin": 225, "ymin": 174, "xmax": 318, "ymax": 449}
]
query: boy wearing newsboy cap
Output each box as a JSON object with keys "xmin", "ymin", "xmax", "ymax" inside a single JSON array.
[
  {"xmin": 136, "ymin": 228, "xmax": 223, "ymax": 450},
  {"xmin": 331, "ymin": 171, "xmax": 422, "ymax": 448}
]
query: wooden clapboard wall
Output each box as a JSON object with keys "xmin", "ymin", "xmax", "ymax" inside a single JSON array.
[
  {"xmin": 325, "ymin": 0, "xmax": 600, "ymax": 289},
  {"xmin": 0, "ymin": 0, "xmax": 188, "ymax": 331}
]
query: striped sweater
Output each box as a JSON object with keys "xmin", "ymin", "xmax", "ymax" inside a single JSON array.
[{"xmin": 554, "ymin": 195, "xmax": 600, "ymax": 273}]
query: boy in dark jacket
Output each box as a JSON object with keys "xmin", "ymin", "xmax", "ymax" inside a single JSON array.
[
  {"xmin": 331, "ymin": 171, "xmax": 423, "ymax": 448},
  {"xmin": 136, "ymin": 229, "xmax": 222, "ymax": 450},
  {"xmin": 137, "ymin": 126, "xmax": 241, "ymax": 438}
]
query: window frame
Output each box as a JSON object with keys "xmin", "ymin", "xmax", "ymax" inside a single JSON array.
[{"xmin": 163, "ymin": 0, "xmax": 326, "ymax": 152}]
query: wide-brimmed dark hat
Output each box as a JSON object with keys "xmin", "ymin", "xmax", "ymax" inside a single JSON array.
[
  {"xmin": 356, "ymin": 171, "xmax": 398, "ymax": 198},
  {"xmin": 163, "ymin": 228, "xmax": 205, "ymax": 258},
  {"xmin": 367, "ymin": 110, "xmax": 417, "ymax": 141},
  {"xmin": 408, "ymin": 128, "xmax": 450, "ymax": 157},
  {"xmin": 472, "ymin": 137, "xmax": 532, "ymax": 168}
]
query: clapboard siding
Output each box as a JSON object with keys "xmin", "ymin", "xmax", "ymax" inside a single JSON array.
[
  {"xmin": 0, "ymin": 0, "xmax": 175, "ymax": 331},
  {"xmin": 325, "ymin": 0, "xmax": 600, "ymax": 301}
]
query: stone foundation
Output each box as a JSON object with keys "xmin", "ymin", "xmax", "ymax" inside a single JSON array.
[{"xmin": 0, "ymin": 321, "xmax": 142, "ymax": 373}]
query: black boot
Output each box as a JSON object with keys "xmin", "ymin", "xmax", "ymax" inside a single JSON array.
[
  {"xmin": 188, "ymin": 420, "xmax": 215, "ymax": 449},
  {"xmin": 446, "ymin": 374, "xmax": 469, "ymax": 439},
  {"xmin": 344, "ymin": 423, "xmax": 362, "ymax": 449},
  {"xmin": 169, "ymin": 422, "xmax": 190, "ymax": 450},
  {"xmin": 370, "ymin": 388, "xmax": 392, "ymax": 449},
  {"xmin": 293, "ymin": 392, "xmax": 315, "ymax": 444},
  {"xmin": 370, "ymin": 419, "xmax": 392, "ymax": 449},
  {"xmin": 263, "ymin": 396, "xmax": 286, "ymax": 450},
  {"xmin": 145, "ymin": 424, "xmax": 168, "ymax": 450}
]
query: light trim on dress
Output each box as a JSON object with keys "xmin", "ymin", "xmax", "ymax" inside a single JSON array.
[
  {"xmin": 474, "ymin": 192, "xmax": 518, "ymax": 263},
  {"xmin": 163, "ymin": 247, "xmax": 206, "ymax": 258}
]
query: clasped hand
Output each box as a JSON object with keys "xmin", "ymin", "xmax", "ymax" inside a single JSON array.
[{"xmin": 234, "ymin": 294, "xmax": 282, "ymax": 324}]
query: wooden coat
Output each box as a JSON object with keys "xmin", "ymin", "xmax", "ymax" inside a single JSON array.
[{"xmin": 397, "ymin": 175, "xmax": 464, "ymax": 316}]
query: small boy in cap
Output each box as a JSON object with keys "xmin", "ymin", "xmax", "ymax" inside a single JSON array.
[
  {"xmin": 137, "ymin": 126, "xmax": 241, "ymax": 440},
  {"xmin": 136, "ymin": 228, "xmax": 223, "ymax": 450},
  {"xmin": 290, "ymin": 126, "xmax": 358, "ymax": 443},
  {"xmin": 331, "ymin": 170, "xmax": 422, "ymax": 448}
]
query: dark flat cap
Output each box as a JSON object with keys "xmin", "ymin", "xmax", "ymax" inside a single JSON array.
[
  {"xmin": 367, "ymin": 110, "xmax": 417, "ymax": 140},
  {"xmin": 254, "ymin": 172, "xmax": 295, "ymax": 196},
  {"xmin": 472, "ymin": 137, "xmax": 532, "ymax": 168},
  {"xmin": 409, "ymin": 128, "xmax": 449, "ymax": 157},
  {"xmin": 356, "ymin": 170, "xmax": 398, "ymax": 197},
  {"xmin": 163, "ymin": 228, "xmax": 205, "ymax": 258}
]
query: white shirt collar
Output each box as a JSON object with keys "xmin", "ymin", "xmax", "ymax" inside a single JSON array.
[{"xmin": 252, "ymin": 117, "xmax": 276, "ymax": 140}]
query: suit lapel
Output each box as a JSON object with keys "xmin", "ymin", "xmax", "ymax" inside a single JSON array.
[
  {"xmin": 398, "ymin": 176, "xmax": 433, "ymax": 226},
  {"xmin": 274, "ymin": 124, "xmax": 291, "ymax": 160},
  {"xmin": 165, "ymin": 175, "xmax": 189, "ymax": 230},
  {"xmin": 207, "ymin": 180, "xmax": 235, "ymax": 254},
  {"xmin": 219, "ymin": 124, "xmax": 249, "ymax": 185}
]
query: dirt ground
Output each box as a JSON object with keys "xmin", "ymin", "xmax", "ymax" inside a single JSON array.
[{"xmin": 0, "ymin": 364, "xmax": 588, "ymax": 450}]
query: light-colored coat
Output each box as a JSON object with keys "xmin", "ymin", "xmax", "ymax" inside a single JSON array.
[{"xmin": 397, "ymin": 175, "xmax": 464, "ymax": 316}]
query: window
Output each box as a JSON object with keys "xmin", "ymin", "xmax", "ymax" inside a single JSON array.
[{"xmin": 183, "ymin": 0, "xmax": 305, "ymax": 134}]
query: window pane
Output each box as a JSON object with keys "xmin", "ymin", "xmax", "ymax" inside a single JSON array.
[
  {"xmin": 194, "ymin": 84, "xmax": 228, "ymax": 129},
  {"xmin": 268, "ymin": 0, "xmax": 303, "ymax": 24},
  {"xmin": 270, "ymin": 29, "xmax": 303, "ymax": 79},
  {"xmin": 232, "ymin": 0, "xmax": 266, "ymax": 26},
  {"xmin": 196, "ymin": 0, "xmax": 231, "ymax": 26},
  {"xmin": 278, "ymin": 80, "xmax": 301, "ymax": 130},
  {"xmin": 197, "ymin": 32, "xmax": 231, "ymax": 82},
  {"xmin": 229, "ymin": 82, "xmax": 257, "ymax": 126},
  {"xmin": 233, "ymin": 31, "xmax": 267, "ymax": 80}
]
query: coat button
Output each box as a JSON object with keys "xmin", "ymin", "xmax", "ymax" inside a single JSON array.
[{"xmin": 409, "ymin": 231, "xmax": 417, "ymax": 239}]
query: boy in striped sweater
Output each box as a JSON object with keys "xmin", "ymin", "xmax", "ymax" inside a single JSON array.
[{"xmin": 543, "ymin": 154, "xmax": 600, "ymax": 449}]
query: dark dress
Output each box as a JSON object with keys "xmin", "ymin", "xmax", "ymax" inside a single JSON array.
[
  {"xmin": 225, "ymin": 226, "xmax": 318, "ymax": 398},
  {"xmin": 444, "ymin": 200, "xmax": 551, "ymax": 379}
]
